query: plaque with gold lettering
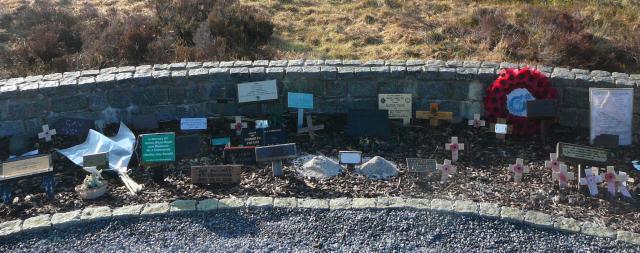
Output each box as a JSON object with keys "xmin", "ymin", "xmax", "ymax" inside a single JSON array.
[
  {"xmin": 1, "ymin": 154, "xmax": 53, "ymax": 181},
  {"xmin": 556, "ymin": 142, "xmax": 608, "ymax": 165},
  {"xmin": 191, "ymin": 165, "xmax": 241, "ymax": 184}
]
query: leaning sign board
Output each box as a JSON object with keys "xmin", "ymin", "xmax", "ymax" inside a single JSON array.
[
  {"xmin": 191, "ymin": 165, "xmax": 241, "ymax": 184},
  {"xmin": 255, "ymin": 143, "xmax": 297, "ymax": 162},
  {"xmin": 556, "ymin": 142, "xmax": 608, "ymax": 165},
  {"xmin": 237, "ymin": 80, "xmax": 278, "ymax": 103},
  {"xmin": 406, "ymin": 158, "xmax": 437, "ymax": 174},
  {"xmin": 1, "ymin": 154, "xmax": 52, "ymax": 181},
  {"xmin": 140, "ymin": 133, "xmax": 176, "ymax": 164},
  {"xmin": 589, "ymin": 88, "xmax": 634, "ymax": 146}
]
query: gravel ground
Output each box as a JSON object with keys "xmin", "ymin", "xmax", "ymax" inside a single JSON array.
[{"xmin": 1, "ymin": 209, "xmax": 638, "ymax": 253}]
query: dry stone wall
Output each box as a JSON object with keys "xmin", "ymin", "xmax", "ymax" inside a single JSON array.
[{"xmin": 0, "ymin": 59, "xmax": 638, "ymax": 139}]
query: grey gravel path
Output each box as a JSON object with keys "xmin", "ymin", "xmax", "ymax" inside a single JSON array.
[{"xmin": 1, "ymin": 209, "xmax": 638, "ymax": 253}]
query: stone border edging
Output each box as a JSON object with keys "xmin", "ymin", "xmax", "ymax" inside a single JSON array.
[{"xmin": 0, "ymin": 197, "xmax": 638, "ymax": 245}]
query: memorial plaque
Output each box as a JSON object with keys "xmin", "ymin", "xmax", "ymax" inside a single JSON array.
[
  {"xmin": 339, "ymin": 151, "xmax": 362, "ymax": 164},
  {"xmin": 262, "ymin": 129, "xmax": 286, "ymax": 146},
  {"xmin": 237, "ymin": 80, "xmax": 278, "ymax": 103},
  {"xmin": 180, "ymin": 118, "xmax": 207, "ymax": 131},
  {"xmin": 346, "ymin": 110, "xmax": 391, "ymax": 139},
  {"xmin": 556, "ymin": 142, "xmax": 608, "ymax": 165},
  {"xmin": 495, "ymin": 124, "xmax": 508, "ymax": 134},
  {"xmin": 406, "ymin": 158, "xmax": 437, "ymax": 174},
  {"xmin": 191, "ymin": 165, "xmax": 241, "ymax": 184},
  {"xmin": 378, "ymin": 94, "xmax": 412, "ymax": 122},
  {"xmin": 526, "ymin": 100, "xmax": 558, "ymax": 118},
  {"xmin": 243, "ymin": 131, "xmax": 263, "ymax": 146},
  {"xmin": 140, "ymin": 132, "xmax": 176, "ymax": 163},
  {"xmin": 83, "ymin": 152, "xmax": 108, "ymax": 171},
  {"xmin": 1, "ymin": 154, "xmax": 52, "ymax": 181},
  {"xmin": 132, "ymin": 114, "xmax": 159, "ymax": 130},
  {"xmin": 288, "ymin": 92, "xmax": 313, "ymax": 109},
  {"xmin": 224, "ymin": 146, "xmax": 256, "ymax": 165},
  {"xmin": 255, "ymin": 143, "xmax": 297, "ymax": 162},
  {"xmin": 54, "ymin": 118, "xmax": 94, "ymax": 136},
  {"xmin": 211, "ymin": 137, "xmax": 231, "ymax": 146},
  {"xmin": 175, "ymin": 134, "xmax": 202, "ymax": 159},
  {"xmin": 590, "ymin": 88, "xmax": 633, "ymax": 146},
  {"xmin": 593, "ymin": 134, "xmax": 619, "ymax": 149}
]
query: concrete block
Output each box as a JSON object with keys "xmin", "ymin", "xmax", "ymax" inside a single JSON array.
[
  {"xmin": 553, "ymin": 216, "xmax": 582, "ymax": 233},
  {"xmin": 297, "ymin": 198, "xmax": 329, "ymax": 209},
  {"xmin": 453, "ymin": 200, "xmax": 478, "ymax": 215},
  {"xmin": 246, "ymin": 197, "xmax": 274, "ymax": 208},
  {"xmin": 0, "ymin": 220, "xmax": 22, "ymax": 236},
  {"xmin": 51, "ymin": 210, "xmax": 81, "ymax": 228},
  {"xmin": 218, "ymin": 198, "xmax": 246, "ymax": 209},
  {"xmin": 500, "ymin": 207, "xmax": 524, "ymax": 223},
  {"xmin": 141, "ymin": 202, "xmax": 170, "ymax": 215},
  {"xmin": 524, "ymin": 211, "xmax": 553, "ymax": 228},
  {"xmin": 478, "ymin": 203, "xmax": 500, "ymax": 218},
  {"xmin": 273, "ymin": 197, "xmax": 298, "ymax": 208},
  {"xmin": 170, "ymin": 199, "xmax": 197, "ymax": 213},
  {"xmin": 81, "ymin": 206, "xmax": 112, "ymax": 221},
  {"xmin": 112, "ymin": 204, "xmax": 144, "ymax": 217},
  {"xmin": 197, "ymin": 199, "xmax": 219, "ymax": 211},
  {"xmin": 430, "ymin": 199, "xmax": 454, "ymax": 212},
  {"xmin": 22, "ymin": 214, "xmax": 51, "ymax": 231},
  {"xmin": 329, "ymin": 198, "xmax": 352, "ymax": 210}
]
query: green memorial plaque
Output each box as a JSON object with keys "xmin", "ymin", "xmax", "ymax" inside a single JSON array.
[{"xmin": 140, "ymin": 133, "xmax": 176, "ymax": 164}]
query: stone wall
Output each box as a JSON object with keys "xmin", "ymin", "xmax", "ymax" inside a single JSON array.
[{"xmin": 0, "ymin": 59, "xmax": 638, "ymax": 138}]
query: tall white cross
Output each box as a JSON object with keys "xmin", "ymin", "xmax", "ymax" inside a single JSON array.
[
  {"xmin": 297, "ymin": 115, "xmax": 325, "ymax": 142},
  {"xmin": 617, "ymin": 171, "xmax": 632, "ymax": 198},
  {"xmin": 467, "ymin": 114, "xmax": 485, "ymax": 128},
  {"xmin": 37, "ymin": 124, "xmax": 57, "ymax": 142},
  {"xmin": 436, "ymin": 159, "xmax": 456, "ymax": 183},
  {"xmin": 509, "ymin": 158, "xmax": 530, "ymax": 182},
  {"xmin": 553, "ymin": 164, "xmax": 575, "ymax": 189},
  {"xmin": 229, "ymin": 116, "xmax": 248, "ymax": 136},
  {"xmin": 603, "ymin": 166, "xmax": 619, "ymax": 196},
  {"xmin": 545, "ymin": 153, "xmax": 562, "ymax": 179},
  {"xmin": 579, "ymin": 167, "xmax": 603, "ymax": 196},
  {"xmin": 445, "ymin": 137, "xmax": 464, "ymax": 163}
]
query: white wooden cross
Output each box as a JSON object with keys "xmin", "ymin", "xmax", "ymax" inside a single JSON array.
[
  {"xmin": 545, "ymin": 153, "xmax": 562, "ymax": 179},
  {"xmin": 229, "ymin": 116, "xmax": 248, "ymax": 136},
  {"xmin": 553, "ymin": 164, "xmax": 575, "ymax": 189},
  {"xmin": 297, "ymin": 115, "xmax": 324, "ymax": 141},
  {"xmin": 603, "ymin": 166, "xmax": 620, "ymax": 196},
  {"xmin": 617, "ymin": 171, "xmax": 632, "ymax": 198},
  {"xmin": 509, "ymin": 158, "xmax": 529, "ymax": 182},
  {"xmin": 445, "ymin": 137, "xmax": 464, "ymax": 163},
  {"xmin": 467, "ymin": 114, "xmax": 485, "ymax": 128},
  {"xmin": 579, "ymin": 167, "xmax": 603, "ymax": 196},
  {"xmin": 37, "ymin": 124, "xmax": 57, "ymax": 142},
  {"xmin": 436, "ymin": 159, "xmax": 456, "ymax": 183}
]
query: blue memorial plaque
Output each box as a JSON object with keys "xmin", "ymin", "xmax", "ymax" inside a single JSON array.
[
  {"xmin": 211, "ymin": 137, "xmax": 231, "ymax": 146},
  {"xmin": 54, "ymin": 118, "xmax": 94, "ymax": 136},
  {"xmin": 287, "ymin": 92, "xmax": 313, "ymax": 109}
]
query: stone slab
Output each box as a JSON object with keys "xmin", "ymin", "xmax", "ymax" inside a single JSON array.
[
  {"xmin": 170, "ymin": 200, "xmax": 197, "ymax": 213},
  {"xmin": 553, "ymin": 216, "xmax": 582, "ymax": 233},
  {"xmin": 582, "ymin": 222, "xmax": 616, "ymax": 238},
  {"xmin": 218, "ymin": 198, "xmax": 246, "ymax": 209},
  {"xmin": 376, "ymin": 197, "xmax": 406, "ymax": 208},
  {"xmin": 617, "ymin": 231, "xmax": 640, "ymax": 245},
  {"xmin": 273, "ymin": 197, "xmax": 298, "ymax": 208},
  {"xmin": 453, "ymin": 200, "xmax": 478, "ymax": 215},
  {"xmin": 404, "ymin": 198, "xmax": 431, "ymax": 209},
  {"xmin": 81, "ymin": 206, "xmax": 112, "ymax": 221},
  {"xmin": 51, "ymin": 210, "xmax": 81, "ymax": 228},
  {"xmin": 297, "ymin": 198, "xmax": 329, "ymax": 209},
  {"xmin": 197, "ymin": 199, "xmax": 219, "ymax": 211},
  {"xmin": 141, "ymin": 202, "xmax": 170, "ymax": 215},
  {"xmin": 329, "ymin": 198, "xmax": 352, "ymax": 210},
  {"xmin": 524, "ymin": 211, "xmax": 553, "ymax": 228},
  {"xmin": 500, "ymin": 207, "xmax": 524, "ymax": 223},
  {"xmin": 246, "ymin": 197, "xmax": 274, "ymax": 208},
  {"xmin": 0, "ymin": 220, "xmax": 22, "ymax": 236},
  {"xmin": 430, "ymin": 199, "xmax": 454, "ymax": 212},
  {"xmin": 351, "ymin": 198, "xmax": 377, "ymax": 209},
  {"xmin": 22, "ymin": 214, "xmax": 51, "ymax": 231},
  {"xmin": 112, "ymin": 204, "xmax": 144, "ymax": 217},
  {"xmin": 478, "ymin": 203, "xmax": 501, "ymax": 218}
]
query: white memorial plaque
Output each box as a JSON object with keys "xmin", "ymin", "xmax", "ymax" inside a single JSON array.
[
  {"xmin": 339, "ymin": 151, "xmax": 362, "ymax": 164},
  {"xmin": 495, "ymin": 123, "xmax": 508, "ymax": 134},
  {"xmin": 378, "ymin": 94, "xmax": 412, "ymax": 122},
  {"xmin": 589, "ymin": 88, "xmax": 633, "ymax": 146},
  {"xmin": 180, "ymin": 118, "xmax": 207, "ymax": 130},
  {"xmin": 237, "ymin": 80, "xmax": 278, "ymax": 103}
]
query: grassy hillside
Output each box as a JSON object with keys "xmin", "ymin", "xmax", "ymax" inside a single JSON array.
[{"xmin": 1, "ymin": 0, "xmax": 639, "ymax": 78}]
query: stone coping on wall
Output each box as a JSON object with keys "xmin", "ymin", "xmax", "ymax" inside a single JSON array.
[
  {"xmin": 0, "ymin": 59, "xmax": 638, "ymax": 138},
  {"xmin": 0, "ymin": 197, "xmax": 638, "ymax": 246}
]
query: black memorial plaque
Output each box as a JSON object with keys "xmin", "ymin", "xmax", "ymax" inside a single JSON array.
[
  {"xmin": 243, "ymin": 131, "xmax": 263, "ymax": 146},
  {"xmin": 175, "ymin": 134, "xmax": 203, "ymax": 159},
  {"xmin": 556, "ymin": 142, "xmax": 609, "ymax": 165},
  {"xmin": 593, "ymin": 134, "xmax": 619, "ymax": 149},
  {"xmin": 527, "ymin": 100, "xmax": 558, "ymax": 118},
  {"xmin": 223, "ymin": 146, "xmax": 257, "ymax": 165},
  {"xmin": 255, "ymin": 143, "xmax": 297, "ymax": 162},
  {"xmin": 191, "ymin": 165, "xmax": 241, "ymax": 184},
  {"xmin": 262, "ymin": 129, "xmax": 286, "ymax": 146},
  {"xmin": 54, "ymin": 118, "xmax": 94, "ymax": 136},
  {"xmin": 132, "ymin": 114, "xmax": 159, "ymax": 130},
  {"xmin": 346, "ymin": 110, "xmax": 390, "ymax": 139}
]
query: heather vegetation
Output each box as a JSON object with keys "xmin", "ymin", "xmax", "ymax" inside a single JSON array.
[{"xmin": 1, "ymin": 0, "xmax": 640, "ymax": 78}]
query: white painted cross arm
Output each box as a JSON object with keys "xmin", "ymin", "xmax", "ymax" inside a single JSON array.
[
  {"xmin": 603, "ymin": 166, "xmax": 619, "ymax": 196},
  {"xmin": 545, "ymin": 153, "xmax": 562, "ymax": 179},
  {"xmin": 509, "ymin": 158, "xmax": 529, "ymax": 183},
  {"xmin": 579, "ymin": 167, "xmax": 603, "ymax": 196},
  {"xmin": 445, "ymin": 137, "xmax": 464, "ymax": 163},
  {"xmin": 552, "ymin": 163, "xmax": 574, "ymax": 189},
  {"xmin": 38, "ymin": 124, "xmax": 57, "ymax": 142},
  {"xmin": 229, "ymin": 116, "xmax": 248, "ymax": 136},
  {"xmin": 616, "ymin": 171, "xmax": 632, "ymax": 198},
  {"xmin": 467, "ymin": 113, "xmax": 485, "ymax": 128},
  {"xmin": 436, "ymin": 159, "xmax": 456, "ymax": 184}
]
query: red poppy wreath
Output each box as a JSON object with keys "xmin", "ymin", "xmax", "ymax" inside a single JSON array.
[{"xmin": 483, "ymin": 67, "xmax": 557, "ymax": 135}]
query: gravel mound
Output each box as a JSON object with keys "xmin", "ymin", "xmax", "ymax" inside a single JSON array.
[
  {"xmin": 297, "ymin": 156, "xmax": 342, "ymax": 179},
  {"xmin": 359, "ymin": 156, "xmax": 398, "ymax": 180}
]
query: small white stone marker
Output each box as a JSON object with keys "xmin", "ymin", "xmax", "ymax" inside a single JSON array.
[
  {"xmin": 444, "ymin": 137, "xmax": 464, "ymax": 163},
  {"xmin": 509, "ymin": 158, "xmax": 529, "ymax": 182},
  {"xmin": 467, "ymin": 114, "xmax": 485, "ymax": 128},
  {"xmin": 229, "ymin": 116, "xmax": 248, "ymax": 136},
  {"xmin": 553, "ymin": 164, "xmax": 575, "ymax": 189},
  {"xmin": 545, "ymin": 153, "xmax": 562, "ymax": 179},
  {"xmin": 579, "ymin": 167, "xmax": 603, "ymax": 196},
  {"xmin": 37, "ymin": 124, "xmax": 57, "ymax": 142},
  {"xmin": 617, "ymin": 171, "xmax": 632, "ymax": 198},
  {"xmin": 436, "ymin": 159, "xmax": 456, "ymax": 183}
]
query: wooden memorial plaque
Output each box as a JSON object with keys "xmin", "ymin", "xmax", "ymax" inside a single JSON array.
[
  {"xmin": 223, "ymin": 146, "xmax": 257, "ymax": 165},
  {"xmin": 346, "ymin": 109, "xmax": 391, "ymax": 139},
  {"xmin": 54, "ymin": 118, "xmax": 94, "ymax": 137},
  {"xmin": 83, "ymin": 152, "xmax": 108, "ymax": 171},
  {"xmin": 406, "ymin": 158, "xmax": 436, "ymax": 175},
  {"xmin": 1, "ymin": 154, "xmax": 52, "ymax": 181},
  {"xmin": 255, "ymin": 143, "xmax": 297, "ymax": 162},
  {"xmin": 140, "ymin": 132, "xmax": 176, "ymax": 164},
  {"xmin": 237, "ymin": 80, "xmax": 278, "ymax": 103},
  {"xmin": 556, "ymin": 142, "xmax": 608, "ymax": 165},
  {"xmin": 175, "ymin": 134, "xmax": 203, "ymax": 159},
  {"xmin": 191, "ymin": 165, "xmax": 241, "ymax": 184},
  {"xmin": 415, "ymin": 103, "xmax": 453, "ymax": 127}
]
